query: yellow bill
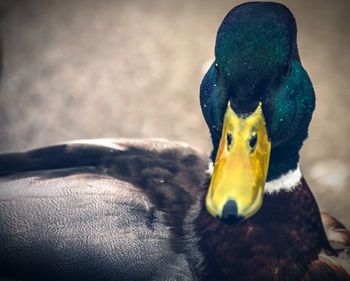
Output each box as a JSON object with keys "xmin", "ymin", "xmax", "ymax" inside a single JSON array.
[{"xmin": 206, "ymin": 101, "xmax": 271, "ymax": 223}]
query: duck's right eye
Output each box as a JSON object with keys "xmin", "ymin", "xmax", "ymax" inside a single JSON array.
[{"xmin": 282, "ymin": 60, "xmax": 291, "ymax": 77}]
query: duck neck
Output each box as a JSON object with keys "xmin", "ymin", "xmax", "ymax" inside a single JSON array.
[
  {"xmin": 195, "ymin": 173, "xmax": 331, "ymax": 281},
  {"xmin": 266, "ymin": 126, "xmax": 310, "ymax": 181},
  {"xmin": 267, "ymin": 142, "xmax": 301, "ymax": 182}
]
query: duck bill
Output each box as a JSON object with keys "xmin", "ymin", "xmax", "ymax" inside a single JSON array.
[{"xmin": 206, "ymin": 102, "xmax": 271, "ymax": 223}]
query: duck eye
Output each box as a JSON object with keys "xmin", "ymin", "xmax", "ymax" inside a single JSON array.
[
  {"xmin": 282, "ymin": 60, "xmax": 291, "ymax": 77},
  {"xmin": 249, "ymin": 134, "xmax": 257, "ymax": 151},
  {"xmin": 227, "ymin": 133, "xmax": 233, "ymax": 150}
]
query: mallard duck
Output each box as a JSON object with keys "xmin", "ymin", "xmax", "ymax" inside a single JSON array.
[{"xmin": 0, "ymin": 2, "xmax": 349, "ymax": 281}]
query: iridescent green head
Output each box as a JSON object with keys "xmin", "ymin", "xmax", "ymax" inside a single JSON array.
[{"xmin": 200, "ymin": 2, "xmax": 315, "ymax": 223}]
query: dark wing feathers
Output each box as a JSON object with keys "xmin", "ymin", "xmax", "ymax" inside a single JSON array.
[
  {"xmin": 0, "ymin": 143, "xmax": 122, "ymax": 176},
  {"xmin": 0, "ymin": 172, "xmax": 193, "ymax": 281},
  {"xmin": 322, "ymin": 211, "xmax": 350, "ymax": 252},
  {"xmin": 0, "ymin": 139, "xmax": 207, "ymax": 281},
  {"xmin": 319, "ymin": 211, "xmax": 350, "ymax": 276},
  {"xmin": 306, "ymin": 257, "xmax": 350, "ymax": 281}
]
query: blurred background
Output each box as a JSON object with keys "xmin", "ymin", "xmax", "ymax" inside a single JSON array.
[{"xmin": 0, "ymin": 0, "xmax": 349, "ymax": 227}]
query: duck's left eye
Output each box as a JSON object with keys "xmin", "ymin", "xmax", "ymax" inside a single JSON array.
[{"xmin": 282, "ymin": 60, "xmax": 291, "ymax": 77}]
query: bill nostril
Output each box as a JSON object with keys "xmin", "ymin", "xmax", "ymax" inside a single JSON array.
[
  {"xmin": 227, "ymin": 133, "xmax": 233, "ymax": 150},
  {"xmin": 249, "ymin": 134, "xmax": 258, "ymax": 151}
]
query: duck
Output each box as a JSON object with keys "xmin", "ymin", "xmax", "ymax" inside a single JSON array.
[{"xmin": 0, "ymin": 2, "xmax": 349, "ymax": 281}]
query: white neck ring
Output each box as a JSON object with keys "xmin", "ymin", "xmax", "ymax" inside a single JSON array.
[{"xmin": 264, "ymin": 165, "xmax": 302, "ymax": 194}]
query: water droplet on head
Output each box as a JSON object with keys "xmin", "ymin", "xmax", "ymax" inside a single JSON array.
[{"xmin": 156, "ymin": 177, "xmax": 165, "ymax": 183}]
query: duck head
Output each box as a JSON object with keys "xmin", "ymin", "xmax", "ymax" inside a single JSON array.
[{"xmin": 200, "ymin": 2, "xmax": 315, "ymax": 223}]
